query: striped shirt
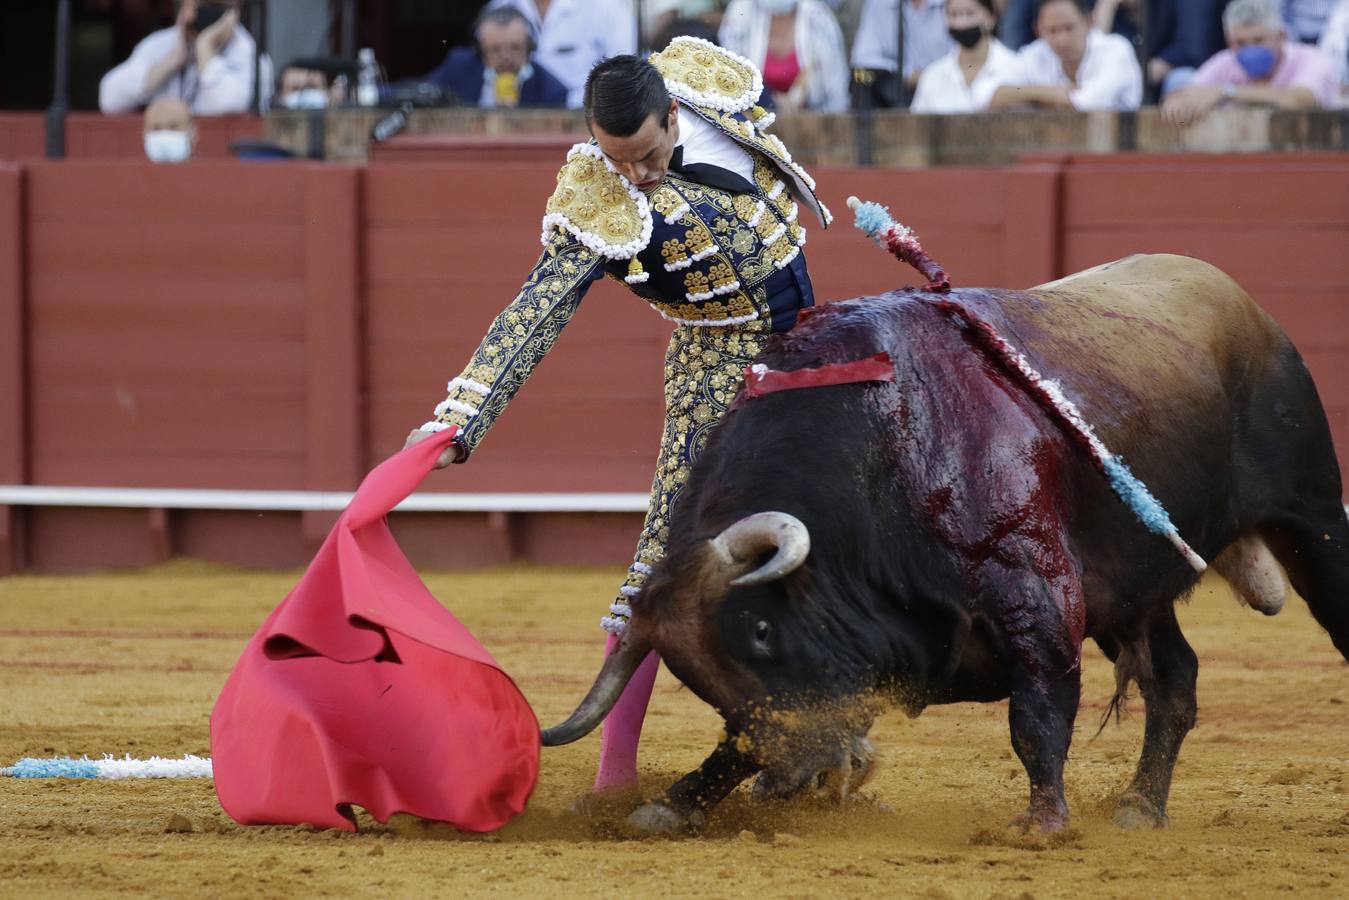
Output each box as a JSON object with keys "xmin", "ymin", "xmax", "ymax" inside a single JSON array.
[{"xmin": 851, "ymin": 0, "xmax": 954, "ymax": 79}]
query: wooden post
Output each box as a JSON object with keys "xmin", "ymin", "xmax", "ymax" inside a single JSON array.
[
  {"xmin": 0, "ymin": 163, "xmax": 26, "ymax": 574},
  {"xmin": 1002, "ymin": 156, "xmax": 1065, "ymax": 289},
  {"xmin": 302, "ymin": 165, "xmax": 366, "ymax": 542}
]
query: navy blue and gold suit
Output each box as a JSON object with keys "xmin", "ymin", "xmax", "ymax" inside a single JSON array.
[{"xmin": 422, "ymin": 37, "xmax": 831, "ymax": 633}]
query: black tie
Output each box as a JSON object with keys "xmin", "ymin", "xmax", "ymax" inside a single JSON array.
[{"xmin": 667, "ymin": 145, "xmax": 757, "ymax": 195}]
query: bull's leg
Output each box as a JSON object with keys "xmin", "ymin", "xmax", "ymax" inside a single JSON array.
[
  {"xmin": 1007, "ymin": 666, "xmax": 1080, "ymax": 832},
  {"xmin": 1114, "ymin": 605, "xmax": 1198, "ymax": 828},
  {"xmin": 626, "ymin": 738, "xmax": 759, "ymax": 834}
]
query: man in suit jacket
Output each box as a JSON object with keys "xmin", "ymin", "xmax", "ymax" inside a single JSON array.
[{"xmin": 424, "ymin": 6, "xmax": 569, "ymax": 108}]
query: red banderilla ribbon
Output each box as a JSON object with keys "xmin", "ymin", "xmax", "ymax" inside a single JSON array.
[{"xmin": 741, "ymin": 353, "xmax": 895, "ymax": 400}]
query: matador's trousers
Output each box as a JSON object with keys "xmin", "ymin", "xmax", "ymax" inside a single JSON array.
[{"xmin": 602, "ymin": 253, "xmax": 815, "ymax": 633}]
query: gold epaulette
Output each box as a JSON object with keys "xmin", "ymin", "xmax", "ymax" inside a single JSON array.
[
  {"xmin": 649, "ymin": 36, "xmax": 763, "ymax": 114},
  {"xmin": 542, "ymin": 143, "xmax": 654, "ymax": 282}
]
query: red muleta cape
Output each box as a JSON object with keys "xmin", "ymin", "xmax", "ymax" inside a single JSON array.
[{"xmin": 210, "ymin": 427, "xmax": 539, "ymax": 832}]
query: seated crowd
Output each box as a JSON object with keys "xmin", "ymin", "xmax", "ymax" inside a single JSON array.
[{"xmin": 100, "ymin": 0, "xmax": 1349, "ymax": 164}]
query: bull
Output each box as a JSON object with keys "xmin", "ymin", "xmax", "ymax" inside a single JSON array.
[{"xmin": 543, "ymin": 254, "xmax": 1349, "ymax": 833}]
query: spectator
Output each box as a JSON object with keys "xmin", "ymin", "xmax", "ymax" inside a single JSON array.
[
  {"xmin": 643, "ymin": 0, "xmax": 723, "ymax": 46},
  {"xmin": 1163, "ymin": 0, "xmax": 1339, "ymax": 124},
  {"xmin": 423, "ymin": 7, "xmax": 569, "ymax": 108},
  {"xmin": 486, "ymin": 0, "xmax": 637, "ymax": 108},
  {"xmin": 1283, "ymin": 0, "xmax": 1338, "ymax": 44},
  {"xmin": 143, "ymin": 97, "xmax": 195, "ymax": 163},
  {"xmin": 719, "ymin": 0, "xmax": 851, "ymax": 112},
  {"xmin": 990, "ymin": 0, "xmax": 1142, "ymax": 110},
  {"xmin": 851, "ymin": 0, "xmax": 955, "ymax": 105},
  {"xmin": 274, "ymin": 59, "xmax": 345, "ymax": 109},
  {"xmin": 911, "ymin": 0, "xmax": 1029, "ymax": 112},
  {"xmin": 1321, "ymin": 0, "xmax": 1349, "ymax": 99},
  {"xmin": 100, "ymin": 0, "xmax": 271, "ymax": 115},
  {"xmin": 1139, "ymin": 0, "xmax": 1227, "ymax": 98},
  {"xmin": 1000, "ymin": 0, "xmax": 1138, "ymax": 51}
]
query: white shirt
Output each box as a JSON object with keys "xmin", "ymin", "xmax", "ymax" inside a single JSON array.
[
  {"xmin": 717, "ymin": 0, "xmax": 851, "ymax": 113},
  {"xmin": 1321, "ymin": 0, "xmax": 1349, "ymax": 91},
  {"xmin": 98, "ymin": 25, "xmax": 271, "ymax": 115},
  {"xmin": 1017, "ymin": 30, "xmax": 1142, "ymax": 111},
  {"xmin": 488, "ymin": 0, "xmax": 637, "ymax": 108},
  {"xmin": 851, "ymin": 0, "xmax": 953, "ymax": 79},
  {"xmin": 911, "ymin": 39, "xmax": 1028, "ymax": 114},
  {"xmin": 675, "ymin": 106, "xmax": 755, "ymax": 184}
]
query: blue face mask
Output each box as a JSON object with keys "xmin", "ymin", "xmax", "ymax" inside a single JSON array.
[{"xmin": 1235, "ymin": 44, "xmax": 1277, "ymax": 79}]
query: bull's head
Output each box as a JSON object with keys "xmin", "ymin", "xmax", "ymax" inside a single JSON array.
[{"xmin": 543, "ymin": 510, "xmax": 884, "ymax": 800}]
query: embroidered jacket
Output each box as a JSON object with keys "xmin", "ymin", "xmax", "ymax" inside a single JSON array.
[{"xmin": 423, "ymin": 37, "xmax": 831, "ymax": 456}]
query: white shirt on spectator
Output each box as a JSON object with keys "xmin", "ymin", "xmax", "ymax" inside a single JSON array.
[
  {"xmin": 488, "ymin": 0, "xmax": 637, "ymax": 108},
  {"xmin": 99, "ymin": 25, "xmax": 270, "ymax": 115},
  {"xmin": 675, "ymin": 106, "xmax": 756, "ymax": 183},
  {"xmin": 911, "ymin": 39, "xmax": 1028, "ymax": 113},
  {"xmin": 718, "ymin": 0, "xmax": 851, "ymax": 113},
  {"xmin": 1017, "ymin": 29, "xmax": 1143, "ymax": 111},
  {"xmin": 851, "ymin": 0, "xmax": 954, "ymax": 80}
]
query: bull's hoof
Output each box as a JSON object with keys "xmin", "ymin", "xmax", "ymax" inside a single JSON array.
[
  {"xmin": 1010, "ymin": 807, "xmax": 1069, "ymax": 834},
  {"xmin": 624, "ymin": 801, "xmax": 701, "ymax": 835},
  {"xmin": 567, "ymin": 787, "xmax": 641, "ymax": 818},
  {"xmin": 1113, "ymin": 792, "xmax": 1169, "ymax": 829}
]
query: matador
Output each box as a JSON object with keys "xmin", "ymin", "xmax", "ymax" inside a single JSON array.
[{"xmin": 407, "ymin": 37, "xmax": 830, "ymax": 796}]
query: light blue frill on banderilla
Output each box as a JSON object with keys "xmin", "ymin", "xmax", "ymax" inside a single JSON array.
[{"xmin": 2, "ymin": 755, "xmax": 213, "ymax": 779}]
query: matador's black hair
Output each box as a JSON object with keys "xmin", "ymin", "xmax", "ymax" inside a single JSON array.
[{"xmin": 583, "ymin": 55, "xmax": 672, "ymax": 137}]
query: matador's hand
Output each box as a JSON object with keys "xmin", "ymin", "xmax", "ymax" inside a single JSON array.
[{"xmin": 404, "ymin": 428, "xmax": 463, "ymax": 469}]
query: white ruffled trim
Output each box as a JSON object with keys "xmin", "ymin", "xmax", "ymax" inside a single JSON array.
[
  {"xmin": 447, "ymin": 376, "xmax": 489, "ymax": 396},
  {"xmin": 796, "ymin": 226, "xmax": 808, "ymax": 247},
  {"xmin": 434, "ymin": 397, "xmax": 479, "ymax": 418},
  {"xmin": 686, "ymin": 289, "xmax": 716, "ymax": 302},
  {"xmin": 762, "ymin": 222, "xmax": 787, "ymax": 245},
  {"xmin": 540, "ymin": 143, "xmax": 653, "ymax": 260},
  {"xmin": 631, "ymin": 562, "xmax": 652, "ymax": 574},
  {"xmin": 756, "ymin": 111, "xmax": 776, "ymax": 130},
  {"xmin": 419, "ymin": 421, "xmax": 450, "ymax": 433},
  {"xmin": 819, "ymin": 200, "xmax": 833, "ymax": 225},
  {"xmin": 601, "ymin": 615, "xmax": 628, "ymax": 635},
  {"xmin": 663, "ymin": 202, "xmax": 691, "ymax": 224},
  {"xmin": 618, "ymin": 585, "xmax": 642, "ymax": 598},
  {"xmin": 691, "ymin": 243, "xmax": 718, "ymax": 262},
  {"xmin": 625, "ymin": 270, "xmax": 650, "ymax": 284},
  {"xmin": 773, "ymin": 243, "xmax": 801, "ymax": 270},
  {"xmin": 665, "ymin": 256, "xmax": 693, "ymax": 272},
  {"xmin": 609, "ymin": 601, "xmax": 633, "ymax": 617},
  {"xmin": 785, "ymin": 203, "xmax": 798, "ymax": 224},
  {"xmin": 746, "ymin": 200, "xmax": 766, "ymax": 229},
  {"xmin": 767, "ymin": 181, "xmax": 785, "ymax": 201},
  {"xmin": 657, "ymin": 308, "xmax": 760, "ymax": 327},
  {"xmin": 660, "ymin": 36, "xmax": 763, "ymax": 113},
  {"xmin": 712, "ymin": 280, "xmax": 742, "ymax": 297}
]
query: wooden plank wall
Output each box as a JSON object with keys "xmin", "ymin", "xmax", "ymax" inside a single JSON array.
[
  {"xmin": 0, "ymin": 114, "xmax": 263, "ymax": 162},
  {"xmin": 1, "ymin": 154, "xmax": 1345, "ymax": 571}
]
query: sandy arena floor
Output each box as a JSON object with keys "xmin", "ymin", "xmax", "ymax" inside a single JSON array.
[{"xmin": 0, "ymin": 561, "xmax": 1346, "ymax": 898}]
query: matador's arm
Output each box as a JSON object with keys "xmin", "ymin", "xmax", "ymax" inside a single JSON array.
[{"xmin": 418, "ymin": 231, "xmax": 605, "ymax": 460}]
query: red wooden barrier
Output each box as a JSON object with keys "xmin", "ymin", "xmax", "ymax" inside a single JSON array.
[
  {"xmin": 1, "ymin": 153, "xmax": 1345, "ymax": 572},
  {"xmin": 0, "ymin": 113, "xmax": 263, "ymax": 162}
]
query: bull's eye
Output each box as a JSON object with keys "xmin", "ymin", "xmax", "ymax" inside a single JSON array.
[{"xmin": 752, "ymin": 619, "xmax": 772, "ymax": 656}]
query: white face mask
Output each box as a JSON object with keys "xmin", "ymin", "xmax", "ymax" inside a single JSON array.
[
  {"xmin": 144, "ymin": 129, "xmax": 192, "ymax": 163},
  {"xmin": 759, "ymin": 0, "xmax": 798, "ymax": 13},
  {"xmin": 280, "ymin": 88, "xmax": 329, "ymax": 110}
]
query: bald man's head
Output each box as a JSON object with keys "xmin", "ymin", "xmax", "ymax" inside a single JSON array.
[{"xmin": 144, "ymin": 98, "xmax": 195, "ymax": 163}]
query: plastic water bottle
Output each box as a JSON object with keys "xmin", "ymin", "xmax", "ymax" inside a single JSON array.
[{"xmin": 356, "ymin": 48, "xmax": 380, "ymax": 107}]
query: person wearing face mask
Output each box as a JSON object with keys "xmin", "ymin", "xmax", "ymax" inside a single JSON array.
[
  {"xmin": 1163, "ymin": 0, "xmax": 1339, "ymax": 125},
  {"xmin": 910, "ymin": 0, "xmax": 1028, "ymax": 112},
  {"xmin": 274, "ymin": 61, "xmax": 345, "ymax": 110},
  {"xmin": 851, "ymin": 0, "xmax": 955, "ymax": 107},
  {"xmin": 100, "ymin": 0, "xmax": 272, "ymax": 115},
  {"xmin": 143, "ymin": 97, "xmax": 196, "ymax": 163},
  {"xmin": 718, "ymin": 0, "xmax": 851, "ymax": 112},
  {"xmin": 423, "ymin": 6, "xmax": 569, "ymax": 108}
]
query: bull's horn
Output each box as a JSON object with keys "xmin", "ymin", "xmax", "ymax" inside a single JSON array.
[
  {"xmin": 711, "ymin": 512, "xmax": 811, "ymax": 587},
  {"xmin": 541, "ymin": 634, "xmax": 653, "ymax": 746}
]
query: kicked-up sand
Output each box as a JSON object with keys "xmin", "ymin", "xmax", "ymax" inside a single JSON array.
[{"xmin": 0, "ymin": 561, "xmax": 1346, "ymax": 898}]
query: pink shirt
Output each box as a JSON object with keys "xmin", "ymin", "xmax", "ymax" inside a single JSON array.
[{"xmin": 1192, "ymin": 42, "xmax": 1339, "ymax": 108}]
